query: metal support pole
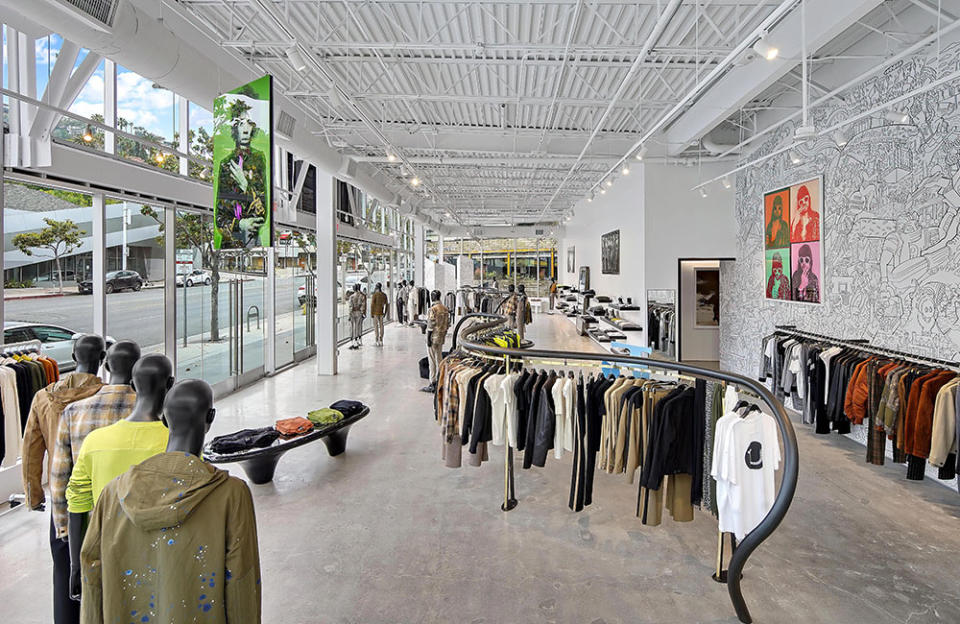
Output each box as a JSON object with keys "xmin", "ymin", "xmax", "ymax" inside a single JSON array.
[
  {"xmin": 92, "ymin": 192, "xmax": 107, "ymax": 339},
  {"xmin": 501, "ymin": 352, "xmax": 518, "ymax": 512}
]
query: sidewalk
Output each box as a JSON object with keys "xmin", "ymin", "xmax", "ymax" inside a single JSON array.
[{"xmin": 3, "ymin": 281, "xmax": 164, "ymax": 300}]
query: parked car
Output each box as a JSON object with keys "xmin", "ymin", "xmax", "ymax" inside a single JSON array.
[
  {"xmin": 3, "ymin": 322, "xmax": 85, "ymax": 372},
  {"xmin": 78, "ymin": 270, "xmax": 144, "ymax": 294},
  {"xmin": 176, "ymin": 270, "xmax": 213, "ymax": 287}
]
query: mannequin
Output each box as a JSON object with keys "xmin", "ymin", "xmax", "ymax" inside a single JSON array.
[
  {"xmin": 370, "ymin": 282, "xmax": 388, "ymax": 346},
  {"xmin": 516, "ymin": 284, "xmax": 530, "ymax": 341},
  {"xmin": 407, "ymin": 280, "xmax": 419, "ymax": 325},
  {"xmin": 79, "ymin": 379, "xmax": 262, "ymax": 624},
  {"xmin": 549, "ymin": 277, "xmax": 558, "ymax": 312},
  {"xmin": 74, "ymin": 335, "xmax": 108, "ymax": 375},
  {"xmin": 68, "ymin": 354, "xmax": 175, "ymax": 599},
  {"xmin": 397, "ymin": 279, "xmax": 408, "ymax": 325},
  {"xmin": 348, "ymin": 283, "xmax": 366, "ymax": 349},
  {"xmin": 22, "ymin": 334, "xmax": 106, "ymax": 624},
  {"xmin": 52, "ymin": 340, "xmax": 140, "ymax": 534},
  {"xmin": 422, "ymin": 289, "xmax": 450, "ymax": 393},
  {"xmin": 502, "ymin": 284, "xmax": 518, "ymax": 330}
]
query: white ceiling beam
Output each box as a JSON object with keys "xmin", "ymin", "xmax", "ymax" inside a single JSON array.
[
  {"xmin": 224, "ymin": 40, "xmax": 733, "ymax": 55},
  {"xmin": 664, "ymin": 0, "xmax": 884, "ymax": 155},
  {"xmin": 291, "ymin": 91, "xmax": 676, "ymax": 109}
]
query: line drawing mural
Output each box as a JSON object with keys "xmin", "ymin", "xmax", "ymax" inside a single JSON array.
[{"xmin": 719, "ymin": 48, "xmax": 960, "ymax": 482}]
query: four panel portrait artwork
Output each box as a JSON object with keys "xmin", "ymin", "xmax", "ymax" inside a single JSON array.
[{"xmin": 763, "ymin": 176, "xmax": 823, "ymax": 304}]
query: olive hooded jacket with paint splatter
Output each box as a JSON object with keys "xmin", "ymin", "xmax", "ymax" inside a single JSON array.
[{"xmin": 80, "ymin": 452, "xmax": 261, "ymax": 623}]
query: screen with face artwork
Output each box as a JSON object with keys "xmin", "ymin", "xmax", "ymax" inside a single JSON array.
[
  {"xmin": 763, "ymin": 176, "xmax": 822, "ymax": 303},
  {"xmin": 213, "ymin": 74, "xmax": 273, "ymax": 250}
]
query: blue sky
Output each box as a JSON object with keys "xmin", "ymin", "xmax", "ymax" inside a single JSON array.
[{"xmin": 6, "ymin": 30, "xmax": 213, "ymax": 139}]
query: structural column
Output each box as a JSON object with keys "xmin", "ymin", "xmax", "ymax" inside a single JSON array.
[
  {"xmin": 414, "ymin": 223, "xmax": 425, "ymax": 286},
  {"xmin": 316, "ymin": 173, "xmax": 337, "ymax": 375},
  {"xmin": 92, "ymin": 192, "xmax": 107, "ymax": 339},
  {"xmin": 164, "ymin": 207, "xmax": 176, "ymax": 368}
]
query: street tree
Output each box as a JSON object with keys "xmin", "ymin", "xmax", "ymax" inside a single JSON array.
[
  {"xmin": 12, "ymin": 218, "xmax": 85, "ymax": 294},
  {"xmin": 141, "ymin": 208, "xmax": 224, "ymax": 342}
]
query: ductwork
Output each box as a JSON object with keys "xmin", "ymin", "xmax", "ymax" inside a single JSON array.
[
  {"xmin": 0, "ymin": 0, "xmax": 402, "ymax": 208},
  {"xmin": 702, "ymin": 137, "xmax": 741, "ymax": 156}
]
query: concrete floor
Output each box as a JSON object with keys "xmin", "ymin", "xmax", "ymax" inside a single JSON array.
[{"xmin": 2, "ymin": 314, "xmax": 959, "ymax": 623}]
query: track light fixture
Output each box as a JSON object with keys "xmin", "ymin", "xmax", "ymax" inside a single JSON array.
[
  {"xmin": 621, "ymin": 165, "xmax": 630, "ymax": 176},
  {"xmin": 386, "ymin": 150, "xmax": 398, "ymax": 163},
  {"xmin": 82, "ymin": 125, "xmax": 93, "ymax": 143},
  {"xmin": 833, "ymin": 130, "xmax": 849, "ymax": 147},
  {"xmin": 410, "ymin": 177, "xmax": 421, "ymax": 187},
  {"xmin": 789, "ymin": 150, "xmax": 802, "ymax": 164},
  {"xmin": 605, "ymin": 178, "xmax": 613, "ymax": 187},
  {"xmin": 721, "ymin": 176, "xmax": 732, "ymax": 189},
  {"xmin": 635, "ymin": 146, "xmax": 647, "ymax": 161},
  {"xmin": 286, "ymin": 45, "xmax": 308, "ymax": 72},
  {"xmin": 752, "ymin": 34, "xmax": 779, "ymax": 61},
  {"xmin": 699, "ymin": 187, "xmax": 708, "ymax": 198},
  {"xmin": 599, "ymin": 188, "xmax": 607, "ymax": 195},
  {"xmin": 885, "ymin": 110, "xmax": 910, "ymax": 124}
]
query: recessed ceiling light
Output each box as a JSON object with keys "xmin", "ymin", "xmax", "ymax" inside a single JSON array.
[
  {"xmin": 752, "ymin": 35, "xmax": 779, "ymax": 61},
  {"xmin": 286, "ymin": 45, "xmax": 308, "ymax": 71}
]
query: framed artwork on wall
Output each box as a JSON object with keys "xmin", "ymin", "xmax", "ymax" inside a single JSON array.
[
  {"xmin": 763, "ymin": 175, "xmax": 823, "ymax": 303},
  {"xmin": 567, "ymin": 246, "xmax": 575, "ymax": 273},
  {"xmin": 601, "ymin": 229, "xmax": 620, "ymax": 274},
  {"xmin": 694, "ymin": 268, "xmax": 720, "ymax": 327}
]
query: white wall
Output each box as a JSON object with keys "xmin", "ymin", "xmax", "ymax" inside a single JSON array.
[
  {"xmin": 559, "ymin": 161, "xmax": 738, "ymax": 340},
  {"xmin": 643, "ymin": 162, "xmax": 737, "ymax": 293},
  {"xmin": 560, "ymin": 166, "xmax": 645, "ymax": 302},
  {"xmin": 679, "ymin": 260, "xmax": 721, "ymax": 361}
]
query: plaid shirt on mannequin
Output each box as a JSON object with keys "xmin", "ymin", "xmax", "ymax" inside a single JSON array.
[{"xmin": 50, "ymin": 385, "xmax": 137, "ymax": 537}]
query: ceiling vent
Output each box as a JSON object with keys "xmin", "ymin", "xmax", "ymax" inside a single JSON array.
[
  {"xmin": 275, "ymin": 110, "xmax": 297, "ymax": 140},
  {"xmin": 49, "ymin": 0, "xmax": 120, "ymax": 30}
]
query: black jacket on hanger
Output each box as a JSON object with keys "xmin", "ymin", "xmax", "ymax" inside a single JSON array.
[{"xmin": 531, "ymin": 373, "xmax": 559, "ymax": 467}]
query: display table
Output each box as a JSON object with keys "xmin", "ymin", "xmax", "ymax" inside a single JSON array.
[{"xmin": 203, "ymin": 407, "xmax": 369, "ymax": 484}]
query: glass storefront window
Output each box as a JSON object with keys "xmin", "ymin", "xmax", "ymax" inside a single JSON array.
[
  {"xmin": 116, "ymin": 65, "xmax": 179, "ymax": 171},
  {"xmin": 105, "ymin": 201, "xmax": 165, "ymax": 354},
  {"xmin": 3, "ymin": 182, "xmax": 95, "ymax": 373}
]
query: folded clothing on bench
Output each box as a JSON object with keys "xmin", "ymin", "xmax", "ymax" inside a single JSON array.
[
  {"xmin": 330, "ymin": 399, "xmax": 367, "ymax": 418},
  {"xmin": 276, "ymin": 416, "xmax": 314, "ymax": 436},
  {"xmin": 208, "ymin": 427, "xmax": 280, "ymax": 454},
  {"xmin": 307, "ymin": 408, "xmax": 344, "ymax": 425}
]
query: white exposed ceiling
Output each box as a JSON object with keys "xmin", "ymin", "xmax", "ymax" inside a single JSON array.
[{"xmin": 171, "ymin": 0, "xmax": 955, "ymax": 227}]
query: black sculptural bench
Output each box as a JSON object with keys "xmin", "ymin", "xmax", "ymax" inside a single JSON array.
[{"xmin": 203, "ymin": 407, "xmax": 369, "ymax": 484}]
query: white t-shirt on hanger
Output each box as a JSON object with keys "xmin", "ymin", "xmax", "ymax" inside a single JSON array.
[{"xmin": 711, "ymin": 409, "xmax": 781, "ymax": 540}]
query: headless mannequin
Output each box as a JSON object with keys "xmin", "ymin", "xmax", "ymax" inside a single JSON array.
[{"xmin": 66, "ymin": 342, "xmax": 146, "ymax": 599}]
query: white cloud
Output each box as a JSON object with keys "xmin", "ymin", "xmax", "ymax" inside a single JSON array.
[
  {"xmin": 115, "ymin": 69, "xmax": 176, "ymax": 137},
  {"xmin": 71, "ymin": 101, "xmax": 102, "ymax": 118}
]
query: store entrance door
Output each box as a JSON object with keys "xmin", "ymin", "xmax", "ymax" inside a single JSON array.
[{"xmin": 212, "ymin": 251, "xmax": 266, "ymax": 396}]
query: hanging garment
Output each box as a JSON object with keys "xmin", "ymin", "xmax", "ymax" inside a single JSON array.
[
  {"xmin": 80, "ymin": 452, "xmax": 262, "ymax": 624},
  {"xmin": 20, "ymin": 372, "xmax": 104, "ymax": 511},
  {"xmin": 50, "ymin": 384, "xmax": 138, "ymax": 538}
]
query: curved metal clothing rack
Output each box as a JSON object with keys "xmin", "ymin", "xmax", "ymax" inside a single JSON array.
[{"xmin": 449, "ymin": 314, "xmax": 799, "ymax": 624}]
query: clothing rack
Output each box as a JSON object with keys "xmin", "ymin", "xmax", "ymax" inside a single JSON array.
[
  {"xmin": 773, "ymin": 325, "xmax": 960, "ymax": 371},
  {"xmin": 451, "ymin": 313, "xmax": 798, "ymax": 624},
  {"xmin": 0, "ymin": 339, "xmax": 43, "ymax": 356}
]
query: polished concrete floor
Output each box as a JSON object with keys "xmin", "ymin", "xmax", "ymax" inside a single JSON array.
[{"xmin": 2, "ymin": 314, "xmax": 960, "ymax": 623}]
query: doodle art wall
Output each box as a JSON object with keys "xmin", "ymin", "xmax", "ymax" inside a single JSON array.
[{"xmin": 720, "ymin": 48, "xmax": 960, "ymax": 379}]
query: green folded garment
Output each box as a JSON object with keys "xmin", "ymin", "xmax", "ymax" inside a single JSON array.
[{"xmin": 307, "ymin": 408, "xmax": 344, "ymax": 425}]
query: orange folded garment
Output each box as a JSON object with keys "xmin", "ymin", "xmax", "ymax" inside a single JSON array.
[{"xmin": 275, "ymin": 417, "xmax": 314, "ymax": 436}]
